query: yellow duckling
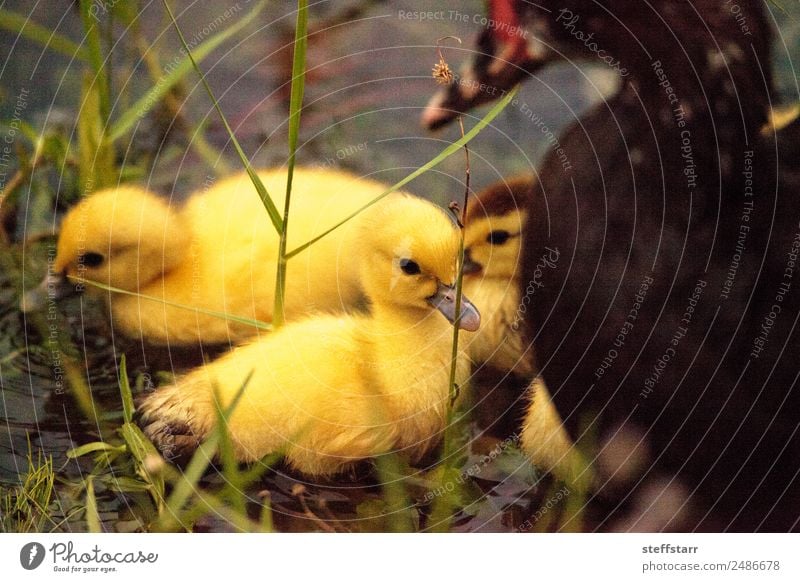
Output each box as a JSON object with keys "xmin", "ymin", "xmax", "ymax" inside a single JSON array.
[
  {"xmin": 520, "ymin": 376, "xmax": 593, "ymax": 492},
  {"xmin": 461, "ymin": 177, "xmax": 534, "ymax": 375},
  {"xmin": 462, "ymin": 178, "xmax": 591, "ymax": 491},
  {"xmin": 23, "ymin": 168, "xmax": 401, "ymax": 345},
  {"xmin": 137, "ymin": 194, "xmax": 480, "ymax": 475}
]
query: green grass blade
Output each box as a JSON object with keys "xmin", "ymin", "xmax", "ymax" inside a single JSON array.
[
  {"xmin": 118, "ymin": 354, "xmax": 134, "ymax": 423},
  {"xmin": 64, "ymin": 357, "xmax": 101, "ymax": 426},
  {"xmin": 160, "ymin": 372, "xmax": 253, "ymax": 529},
  {"xmin": 237, "ymin": 453, "xmax": 283, "ymax": 488},
  {"xmin": 109, "ymin": 476, "xmax": 155, "ymax": 493},
  {"xmin": 178, "ymin": 489, "xmax": 262, "ymax": 532},
  {"xmin": 85, "ymin": 476, "xmax": 102, "ymax": 533},
  {"xmin": 119, "ymin": 423, "xmax": 167, "ymax": 512},
  {"xmin": 120, "ymin": 423, "xmax": 163, "ymax": 467},
  {"xmin": 68, "ymin": 276, "xmax": 272, "ymax": 331},
  {"xmin": 66, "ymin": 442, "xmax": 125, "ymax": 459},
  {"xmin": 448, "ymin": 239, "xmax": 466, "ymax": 406},
  {"xmin": 108, "ymin": 0, "xmax": 270, "ymax": 143},
  {"xmin": 78, "ymin": 0, "xmax": 111, "ymax": 123},
  {"xmin": 0, "ymin": 440, "xmax": 55, "ymax": 532},
  {"xmin": 161, "ymin": 0, "xmax": 284, "ymax": 234},
  {"xmin": 214, "ymin": 385, "xmax": 244, "ymax": 515},
  {"xmin": 0, "ymin": 9, "xmax": 90, "ymax": 61},
  {"xmin": 272, "ymin": 0, "xmax": 308, "ymax": 328},
  {"xmin": 259, "ymin": 499, "xmax": 273, "ymax": 532},
  {"xmin": 286, "ymin": 0, "xmax": 309, "ymax": 196},
  {"xmin": 78, "ymin": 72, "xmax": 116, "ymax": 192},
  {"xmin": 285, "ymin": 86, "xmax": 520, "ymax": 259}
]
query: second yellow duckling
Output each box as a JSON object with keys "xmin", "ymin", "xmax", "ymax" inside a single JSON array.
[
  {"xmin": 461, "ymin": 178, "xmax": 534, "ymax": 375},
  {"xmin": 23, "ymin": 168, "xmax": 402, "ymax": 345},
  {"xmin": 461, "ymin": 178, "xmax": 591, "ymax": 491},
  {"xmin": 138, "ymin": 194, "xmax": 480, "ymax": 475}
]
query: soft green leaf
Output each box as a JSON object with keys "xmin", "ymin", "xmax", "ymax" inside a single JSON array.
[
  {"xmin": 66, "ymin": 441, "xmax": 125, "ymax": 459},
  {"xmin": 119, "ymin": 422, "xmax": 161, "ymax": 467},
  {"xmin": 119, "ymin": 422, "xmax": 166, "ymax": 510},
  {"xmin": 108, "ymin": 476, "xmax": 153, "ymax": 494},
  {"xmin": 119, "ymin": 422, "xmax": 166, "ymax": 513}
]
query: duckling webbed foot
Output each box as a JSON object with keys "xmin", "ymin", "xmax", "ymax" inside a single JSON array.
[{"xmin": 137, "ymin": 389, "xmax": 210, "ymax": 462}]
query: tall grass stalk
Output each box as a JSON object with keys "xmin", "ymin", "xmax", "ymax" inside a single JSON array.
[
  {"xmin": 273, "ymin": 0, "xmax": 308, "ymax": 328},
  {"xmin": 447, "ymin": 115, "xmax": 470, "ymax": 408},
  {"xmin": 78, "ymin": 0, "xmax": 111, "ymax": 124},
  {"xmin": 430, "ymin": 110, "xmax": 472, "ymax": 532}
]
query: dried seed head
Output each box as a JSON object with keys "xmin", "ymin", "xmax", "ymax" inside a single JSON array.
[{"xmin": 432, "ymin": 56, "xmax": 454, "ymax": 85}]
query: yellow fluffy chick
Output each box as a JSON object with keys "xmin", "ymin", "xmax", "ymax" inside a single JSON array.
[
  {"xmin": 23, "ymin": 168, "xmax": 401, "ymax": 345},
  {"xmin": 137, "ymin": 194, "xmax": 481, "ymax": 475},
  {"xmin": 520, "ymin": 376, "xmax": 593, "ymax": 492},
  {"xmin": 461, "ymin": 178, "xmax": 591, "ymax": 491},
  {"xmin": 461, "ymin": 178, "xmax": 533, "ymax": 375}
]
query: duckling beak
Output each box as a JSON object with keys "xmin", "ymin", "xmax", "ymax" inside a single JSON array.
[
  {"xmin": 20, "ymin": 271, "xmax": 77, "ymax": 313},
  {"xmin": 427, "ymin": 283, "xmax": 481, "ymax": 332},
  {"xmin": 462, "ymin": 250, "xmax": 483, "ymax": 275}
]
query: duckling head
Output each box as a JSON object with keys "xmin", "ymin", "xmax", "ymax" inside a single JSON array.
[
  {"xmin": 358, "ymin": 194, "xmax": 480, "ymax": 331},
  {"xmin": 22, "ymin": 186, "xmax": 189, "ymax": 311},
  {"xmin": 463, "ymin": 178, "xmax": 532, "ymax": 281}
]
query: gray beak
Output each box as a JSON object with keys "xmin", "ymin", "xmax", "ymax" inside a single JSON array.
[
  {"xmin": 462, "ymin": 249, "xmax": 483, "ymax": 275},
  {"xmin": 20, "ymin": 272, "xmax": 77, "ymax": 313},
  {"xmin": 427, "ymin": 282, "xmax": 481, "ymax": 332}
]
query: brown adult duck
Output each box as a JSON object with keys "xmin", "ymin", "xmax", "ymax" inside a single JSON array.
[{"xmin": 425, "ymin": 0, "xmax": 799, "ymax": 532}]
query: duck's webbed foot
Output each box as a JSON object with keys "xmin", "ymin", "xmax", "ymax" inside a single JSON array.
[{"xmin": 136, "ymin": 386, "xmax": 210, "ymax": 463}]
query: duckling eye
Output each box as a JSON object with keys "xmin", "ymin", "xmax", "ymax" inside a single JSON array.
[
  {"xmin": 79, "ymin": 252, "xmax": 105, "ymax": 268},
  {"xmin": 487, "ymin": 230, "xmax": 511, "ymax": 245},
  {"xmin": 399, "ymin": 258, "xmax": 421, "ymax": 275}
]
